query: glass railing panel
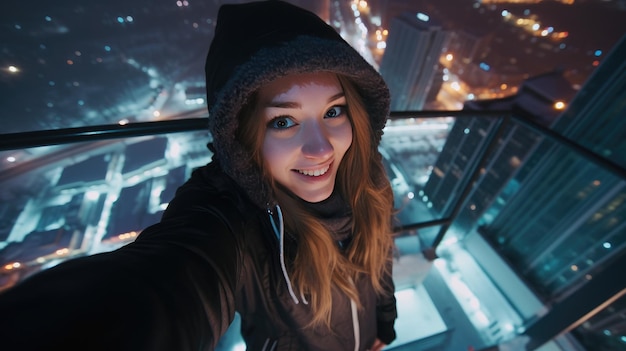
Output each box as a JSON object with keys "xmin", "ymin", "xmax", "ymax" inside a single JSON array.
[
  {"xmin": 571, "ymin": 292, "xmax": 626, "ymax": 351},
  {"xmin": 0, "ymin": 130, "xmax": 213, "ymax": 291},
  {"xmin": 381, "ymin": 114, "xmax": 509, "ymax": 350}
]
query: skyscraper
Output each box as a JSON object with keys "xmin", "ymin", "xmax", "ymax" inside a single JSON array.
[
  {"xmin": 379, "ymin": 11, "xmax": 450, "ymax": 111},
  {"xmin": 477, "ymin": 34, "xmax": 626, "ymax": 301},
  {"xmin": 425, "ymin": 34, "xmax": 626, "ymax": 349}
]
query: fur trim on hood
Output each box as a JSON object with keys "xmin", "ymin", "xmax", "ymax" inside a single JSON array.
[{"xmin": 205, "ymin": 0, "xmax": 390, "ymax": 209}]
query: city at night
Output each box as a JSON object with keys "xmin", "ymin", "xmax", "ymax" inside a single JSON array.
[{"xmin": 1, "ymin": 0, "xmax": 626, "ymax": 350}]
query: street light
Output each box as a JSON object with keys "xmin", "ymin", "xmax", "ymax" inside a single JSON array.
[
  {"xmin": 6, "ymin": 65, "xmax": 20, "ymax": 74},
  {"xmin": 554, "ymin": 101, "xmax": 566, "ymax": 110}
]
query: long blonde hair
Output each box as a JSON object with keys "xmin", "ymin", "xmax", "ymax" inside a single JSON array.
[{"xmin": 237, "ymin": 73, "xmax": 394, "ymax": 327}]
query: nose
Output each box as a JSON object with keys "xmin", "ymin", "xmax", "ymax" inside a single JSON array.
[{"xmin": 301, "ymin": 122, "xmax": 333, "ymax": 158}]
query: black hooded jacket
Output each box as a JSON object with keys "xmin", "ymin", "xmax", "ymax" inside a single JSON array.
[
  {"xmin": 0, "ymin": 162, "xmax": 396, "ymax": 350},
  {"xmin": 0, "ymin": 1, "xmax": 397, "ymax": 350}
]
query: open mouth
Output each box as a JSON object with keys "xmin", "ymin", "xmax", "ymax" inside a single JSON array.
[{"xmin": 295, "ymin": 164, "xmax": 330, "ymax": 177}]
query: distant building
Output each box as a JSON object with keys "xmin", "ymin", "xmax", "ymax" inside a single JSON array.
[
  {"xmin": 379, "ymin": 11, "xmax": 451, "ymax": 111},
  {"xmin": 447, "ymin": 29, "xmax": 493, "ymax": 66},
  {"xmin": 104, "ymin": 179, "xmax": 159, "ymax": 243},
  {"xmin": 121, "ymin": 137, "xmax": 169, "ymax": 177},
  {"xmin": 446, "ymin": 29, "xmax": 517, "ymax": 90},
  {"xmin": 56, "ymin": 154, "xmax": 111, "ymax": 189}
]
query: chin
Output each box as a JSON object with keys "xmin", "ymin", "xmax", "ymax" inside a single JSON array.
[{"xmin": 298, "ymin": 189, "xmax": 333, "ymax": 203}]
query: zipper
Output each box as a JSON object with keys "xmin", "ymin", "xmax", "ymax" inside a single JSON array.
[
  {"xmin": 262, "ymin": 337, "xmax": 278, "ymax": 351},
  {"xmin": 351, "ymin": 298, "xmax": 360, "ymax": 351}
]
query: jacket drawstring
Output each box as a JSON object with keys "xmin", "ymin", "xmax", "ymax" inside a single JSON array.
[
  {"xmin": 348, "ymin": 277, "xmax": 360, "ymax": 351},
  {"xmin": 270, "ymin": 205, "xmax": 359, "ymax": 349},
  {"xmin": 269, "ymin": 204, "xmax": 308, "ymax": 305}
]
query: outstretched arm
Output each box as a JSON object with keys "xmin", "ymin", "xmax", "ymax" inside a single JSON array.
[{"xmin": 0, "ymin": 212, "xmax": 243, "ymax": 351}]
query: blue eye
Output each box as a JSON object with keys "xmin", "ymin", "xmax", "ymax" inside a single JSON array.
[
  {"xmin": 267, "ymin": 116, "xmax": 296, "ymax": 129},
  {"xmin": 325, "ymin": 106, "xmax": 346, "ymax": 118}
]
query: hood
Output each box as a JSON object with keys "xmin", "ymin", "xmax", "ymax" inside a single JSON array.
[{"xmin": 205, "ymin": 0, "xmax": 390, "ymax": 209}]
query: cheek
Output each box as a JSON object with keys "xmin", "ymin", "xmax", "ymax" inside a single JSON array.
[
  {"xmin": 335, "ymin": 123, "xmax": 353, "ymax": 155},
  {"xmin": 262, "ymin": 136, "xmax": 288, "ymax": 175}
]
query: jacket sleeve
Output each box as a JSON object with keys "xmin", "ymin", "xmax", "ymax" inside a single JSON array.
[
  {"xmin": 0, "ymin": 202, "xmax": 244, "ymax": 351},
  {"xmin": 376, "ymin": 255, "xmax": 398, "ymax": 345}
]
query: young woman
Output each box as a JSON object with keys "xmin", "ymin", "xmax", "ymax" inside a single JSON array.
[{"xmin": 0, "ymin": 1, "xmax": 397, "ymax": 350}]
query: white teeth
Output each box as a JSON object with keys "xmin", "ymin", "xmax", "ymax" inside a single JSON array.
[{"xmin": 297, "ymin": 166, "xmax": 329, "ymax": 177}]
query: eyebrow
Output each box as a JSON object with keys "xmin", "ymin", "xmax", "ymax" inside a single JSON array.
[{"xmin": 265, "ymin": 92, "xmax": 345, "ymax": 108}]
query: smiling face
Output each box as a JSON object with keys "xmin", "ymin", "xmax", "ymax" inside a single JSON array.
[{"xmin": 256, "ymin": 72, "xmax": 353, "ymax": 203}]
